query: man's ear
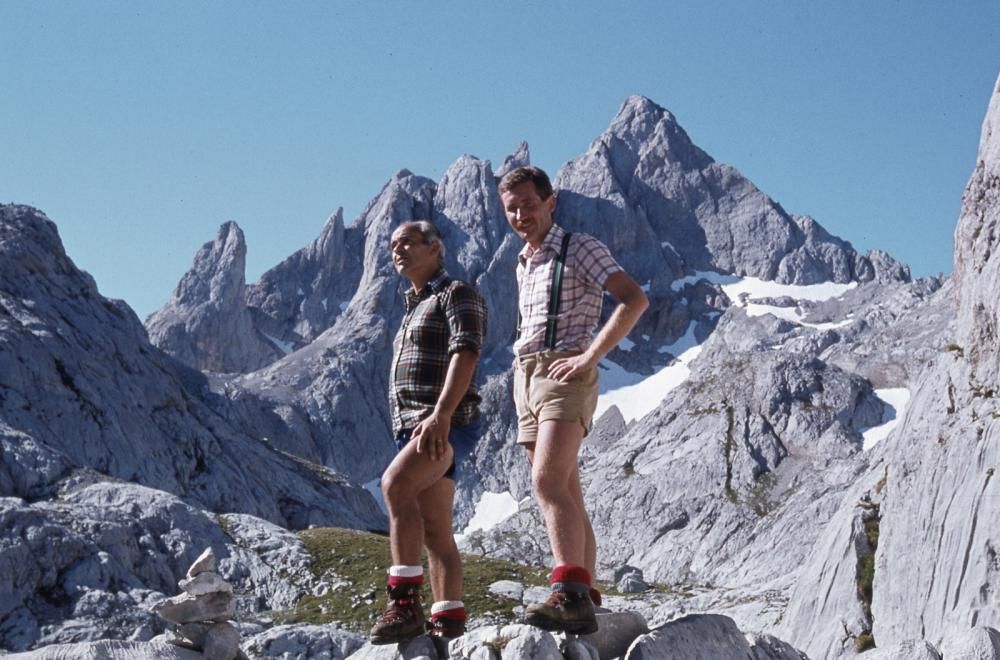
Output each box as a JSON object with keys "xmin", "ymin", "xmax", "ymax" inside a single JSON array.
[{"xmin": 548, "ymin": 193, "xmax": 557, "ymax": 214}]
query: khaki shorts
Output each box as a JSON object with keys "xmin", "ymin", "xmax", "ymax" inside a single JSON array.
[{"xmin": 512, "ymin": 351, "xmax": 599, "ymax": 446}]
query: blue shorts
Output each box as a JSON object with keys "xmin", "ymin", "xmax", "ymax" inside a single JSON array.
[{"xmin": 393, "ymin": 418, "xmax": 481, "ymax": 481}]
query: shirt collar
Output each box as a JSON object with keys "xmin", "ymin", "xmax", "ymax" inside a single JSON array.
[
  {"xmin": 517, "ymin": 224, "xmax": 566, "ymax": 265},
  {"xmin": 404, "ymin": 268, "xmax": 450, "ymax": 311}
]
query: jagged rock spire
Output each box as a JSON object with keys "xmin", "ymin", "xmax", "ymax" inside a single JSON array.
[{"xmin": 145, "ymin": 221, "xmax": 282, "ymax": 373}]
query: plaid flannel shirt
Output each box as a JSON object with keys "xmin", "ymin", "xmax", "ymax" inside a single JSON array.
[
  {"xmin": 514, "ymin": 224, "xmax": 622, "ymax": 356},
  {"xmin": 389, "ymin": 269, "xmax": 487, "ymax": 434}
]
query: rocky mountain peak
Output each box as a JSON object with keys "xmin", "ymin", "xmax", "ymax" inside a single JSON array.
[
  {"xmin": 0, "ymin": 205, "xmax": 100, "ymax": 298},
  {"xmin": 434, "ymin": 154, "xmax": 507, "ymax": 281},
  {"xmin": 495, "ymin": 141, "xmax": 530, "ymax": 178},
  {"xmin": 605, "ymin": 94, "xmax": 713, "ymax": 170},
  {"xmin": 145, "ymin": 221, "xmax": 282, "ymax": 372},
  {"xmin": 169, "ymin": 220, "xmax": 247, "ymax": 309},
  {"xmin": 309, "ymin": 208, "xmax": 345, "ymax": 261}
]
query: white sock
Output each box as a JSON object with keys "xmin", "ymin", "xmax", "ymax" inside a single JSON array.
[
  {"xmin": 388, "ymin": 565, "xmax": 423, "ymax": 578},
  {"xmin": 431, "ymin": 600, "xmax": 465, "ymax": 615}
]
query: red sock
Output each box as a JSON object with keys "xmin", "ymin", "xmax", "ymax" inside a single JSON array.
[
  {"xmin": 551, "ymin": 564, "xmax": 592, "ymax": 586},
  {"xmin": 387, "ymin": 574, "xmax": 423, "ymax": 588}
]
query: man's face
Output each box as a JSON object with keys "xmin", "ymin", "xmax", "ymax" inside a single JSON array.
[
  {"xmin": 501, "ymin": 180, "xmax": 555, "ymax": 248},
  {"xmin": 390, "ymin": 224, "xmax": 440, "ymax": 282}
]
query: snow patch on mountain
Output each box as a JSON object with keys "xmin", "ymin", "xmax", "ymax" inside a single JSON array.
[
  {"xmin": 598, "ymin": 276, "xmax": 860, "ymax": 423},
  {"xmin": 861, "ymin": 387, "xmax": 911, "ymax": 450}
]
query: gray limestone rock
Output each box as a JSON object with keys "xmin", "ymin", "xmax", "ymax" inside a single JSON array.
[
  {"xmin": 954, "ymin": 73, "xmax": 1000, "ymax": 384},
  {"xmin": 775, "ymin": 74, "xmax": 1000, "ymax": 659},
  {"xmin": 347, "ymin": 635, "xmax": 439, "ymax": 660},
  {"xmin": 202, "ymin": 621, "xmax": 241, "ymax": 660},
  {"xmin": 244, "ymin": 208, "xmax": 363, "ymax": 352},
  {"xmin": 178, "ymin": 572, "xmax": 232, "ymax": 596},
  {"xmin": 488, "ymin": 580, "xmax": 524, "ymax": 602},
  {"xmin": 863, "ymin": 77, "xmax": 1000, "ymax": 655},
  {"xmin": 449, "ymin": 624, "xmax": 563, "ymax": 660},
  {"xmin": 623, "ymin": 613, "xmax": 753, "ymax": 659},
  {"xmin": 554, "ymin": 95, "xmax": 908, "ymax": 290},
  {"xmin": 863, "ymin": 639, "xmax": 942, "ymax": 660},
  {"xmin": 172, "ymin": 621, "xmax": 212, "ymax": 649},
  {"xmin": 186, "ymin": 547, "xmax": 216, "ymax": 579},
  {"xmin": 581, "ymin": 611, "xmax": 649, "ymax": 659},
  {"xmin": 777, "ymin": 490, "xmax": 882, "ymax": 658},
  {"xmin": 177, "ymin": 573, "xmax": 233, "ymax": 596},
  {"xmin": 944, "ymin": 626, "xmax": 1000, "ymax": 659},
  {"xmin": 1, "ymin": 639, "xmax": 205, "ymax": 659},
  {"xmin": 746, "ymin": 634, "xmax": 808, "ymax": 660},
  {"xmin": 151, "ymin": 588, "xmax": 235, "ymax": 625},
  {"xmin": 494, "ymin": 141, "xmax": 530, "ymax": 179},
  {"xmin": 0, "ymin": 205, "xmax": 383, "ymax": 532},
  {"xmin": 241, "ymin": 623, "xmax": 364, "ymax": 659},
  {"xmin": 0, "ymin": 481, "xmax": 340, "ymax": 651},
  {"xmin": 146, "ymin": 221, "xmax": 284, "ymax": 373},
  {"xmin": 616, "ymin": 573, "xmax": 648, "ymax": 595},
  {"xmin": 561, "ymin": 637, "xmax": 599, "ymax": 660}
]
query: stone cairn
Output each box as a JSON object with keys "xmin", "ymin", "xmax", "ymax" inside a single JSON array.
[{"xmin": 152, "ymin": 547, "xmax": 245, "ymax": 660}]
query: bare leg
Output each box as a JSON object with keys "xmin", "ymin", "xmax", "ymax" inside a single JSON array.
[
  {"xmin": 382, "ymin": 440, "xmax": 454, "ymax": 566},
  {"xmin": 528, "ymin": 420, "xmax": 588, "ymax": 568},
  {"xmin": 568, "ymin": 464, "xmax": 597, "ymax": 578},
  {"xmin": 418, "ymin": 478, "xmax": 462, "ymax": 603}
]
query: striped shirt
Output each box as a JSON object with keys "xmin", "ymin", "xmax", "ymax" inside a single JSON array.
[
  {"xmin": 389, "ymin": 269, "xmax": 487, "ymax": 434},
  {"xmin": 514, "ymin": 224, "xmax": 622, "ymax": 356}
]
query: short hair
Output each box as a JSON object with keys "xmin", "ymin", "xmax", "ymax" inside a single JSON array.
[
  {"xmin": 394, "ymin": 220, "xmax": 446, "ymax": 262},
  {"xmin": 498, "ymin": 166, "xmax": 554, "ymax": 200}
]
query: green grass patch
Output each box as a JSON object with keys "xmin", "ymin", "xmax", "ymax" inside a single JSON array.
[
  {"xmin": 855, "ymin": 631, "xmax": 875, "ymax": 652},
  {"xmin": 273, "ymin": 527, "xmax": 557, "ymax": 632}
]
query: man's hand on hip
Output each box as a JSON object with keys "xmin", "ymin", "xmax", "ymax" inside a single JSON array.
[{"xmin": 547, "ymin": 353, "xmax": 597, "ymax": 383}]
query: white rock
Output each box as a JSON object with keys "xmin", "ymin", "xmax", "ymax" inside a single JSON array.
[
  {"xmin": 625, "ymin": 613, "xmax": 753, "ymax": 659},
  {"xmin": 179, "ymin": 571, "xmax": 233, "ymax": 596},
  {"xmin": 487, "ymin": 580, "xmax": 523, "ymax": 601},
  {"xmin": 944, "ymin": 626, "xmax": 1000, "ymax": 660},
  {"xmin": 1, "ymin": 639, "xmax": 205, "ymax": 659},
  {"xmin": 152, "ymin": 591, "xmax": 235, "ymax": 625},
  {"xmin": 186, "ymin": 547, "xmax": 217, "ymax": 579},
  {"xmin": 862, "ymin": 638, "xmax": 941, "ymax": 660},
  {"xmin": 241, "ymin": 622, "xmax": 364, "ymax": 659}
]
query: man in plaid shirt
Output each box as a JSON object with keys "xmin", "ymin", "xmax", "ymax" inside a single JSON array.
[
  {"xmin": 370, "ymin": 221, "xmax": 487, "ymax": 646},
  {"xmin": 499, "ymin": 166, "xmax": 649, "ymax": 634}
]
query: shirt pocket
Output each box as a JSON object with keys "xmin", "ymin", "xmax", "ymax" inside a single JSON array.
[{"xmin": 408, "ymin": 303, "xmax": 448, "ymax": 349}]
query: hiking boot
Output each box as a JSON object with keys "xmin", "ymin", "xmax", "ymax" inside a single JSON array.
[
  {"xmin": 523, "ymin": 581, "xmax": 598, "ymax": 635},
  {"xmin": 428, "ymin": 617, "xmax": 465, "ymax": 657},
  {"xmin": 369, "ymin": 583, "xmax": 425, "ymax": 645},
  {"xmin": 427, "ymin": 616, "xmax": 466, "ymax": 639}
]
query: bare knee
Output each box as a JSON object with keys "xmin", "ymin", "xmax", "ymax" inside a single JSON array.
[
  {"xmin": 381, "ymin": 469, "xmax": 417, "ymax": 512},
  {"xmin": 532, "ymin": 469, "xmax": 569, "ymax": 507}
]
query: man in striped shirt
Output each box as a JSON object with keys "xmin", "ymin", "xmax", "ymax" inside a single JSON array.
[
  {"xmin": 499, "ymin": 166, "xmax": 649, "ymax": 634},
  {"xmin": 370, "ymin": 221, "xmax": 487, "ymax": 646}
]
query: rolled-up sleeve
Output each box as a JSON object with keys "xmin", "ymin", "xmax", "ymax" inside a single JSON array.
[{"xmin": 444, "ymin": 283, "xmax": 487, "ymax": 355}]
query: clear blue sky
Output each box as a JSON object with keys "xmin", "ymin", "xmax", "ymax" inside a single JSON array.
[{"xmin": 3, "ymin": 1, "xmax": 998, "ymax": 319}]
